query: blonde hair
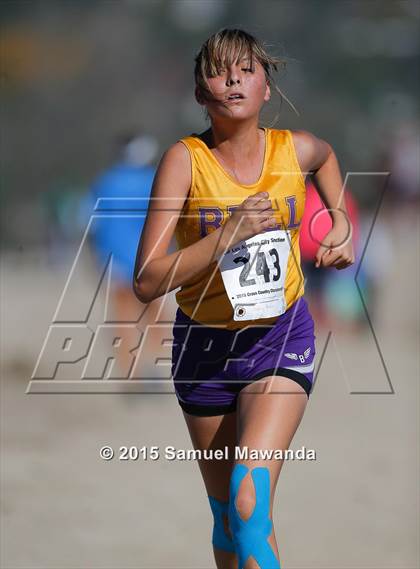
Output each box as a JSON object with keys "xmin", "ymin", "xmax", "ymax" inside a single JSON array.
[{"xmin": 194, "ymin": 28, "xmax": 298, "ymax": 118}]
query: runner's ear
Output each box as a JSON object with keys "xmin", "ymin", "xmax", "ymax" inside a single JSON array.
[{"xmin": 264, "ymin": 83, "xmax": 271, "ymax": 102}]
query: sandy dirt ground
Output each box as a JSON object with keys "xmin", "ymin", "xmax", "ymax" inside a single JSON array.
[{"xmin": 1, "ymin": 219, "xmax": 419, "ymax": 568}]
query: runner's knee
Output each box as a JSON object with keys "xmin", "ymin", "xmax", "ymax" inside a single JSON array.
[
  {"xmin": 208, "ymin": 495, "xmax": 236, "ymax": 553},
  {"xmin": 232, "ymin": 492, "xmax": 256, "ymax": 521},
  {"xmin": 228, "ymin": 463, "xmax": 280, "ymax": 568}
]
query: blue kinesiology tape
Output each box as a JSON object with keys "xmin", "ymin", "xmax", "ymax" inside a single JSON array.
[
  {"xmin": 208, "ymin": 495, "xmax": 236, "ymax": 553},
  {"xmin": 228, "ymin": 463, "xmax": 280, "ymax": 568}
]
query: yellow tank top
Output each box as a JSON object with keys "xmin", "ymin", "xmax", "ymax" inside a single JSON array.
[{"xmin": 174, "ymin": 128, "xmax": 306, "ymax": 330}]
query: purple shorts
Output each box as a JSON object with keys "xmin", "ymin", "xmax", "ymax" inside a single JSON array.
[{"xmin": 171, "ymin": 297, "xmax": 316, "ymax": 416}]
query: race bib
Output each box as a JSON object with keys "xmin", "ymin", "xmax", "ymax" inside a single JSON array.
[{"xmin": 218, "ymin": 229, "xmax": 291, "ymax": 321}]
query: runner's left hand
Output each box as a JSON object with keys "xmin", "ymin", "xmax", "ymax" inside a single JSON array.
[{"xmin": 314, "ymin": 222, "xmax": 355, "ymax": 270}]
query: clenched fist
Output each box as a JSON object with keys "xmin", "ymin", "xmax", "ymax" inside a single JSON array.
[{"xmin": 224, "ymin": 190, "xmax": 277, "ymax": 244}]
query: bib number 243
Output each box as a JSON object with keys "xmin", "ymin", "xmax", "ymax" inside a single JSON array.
[
  {"xmin": 219, "ymin": 229, "xmax": 291, "ymax": 321},
  {"xmin": 235, "ymin": 247, "xmax": 281, "ymax": 287}
]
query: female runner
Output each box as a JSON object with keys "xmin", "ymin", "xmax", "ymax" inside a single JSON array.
[{"xmin": 134, "ymin": 28, "xmax": 354, "ymax": 569}]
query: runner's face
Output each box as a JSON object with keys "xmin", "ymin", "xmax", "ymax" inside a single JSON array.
[{"xmin": 197, "ymin": 57, "xmax": 270, "ymax": 121}]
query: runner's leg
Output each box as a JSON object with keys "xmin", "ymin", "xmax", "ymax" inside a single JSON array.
[
  {"xmin": 229, "ymin": 375, "xmax": 308, "ymax": 568},
  {"xmin": 182, "ymin": 410, "xmax": 238, "ymax": 569}
]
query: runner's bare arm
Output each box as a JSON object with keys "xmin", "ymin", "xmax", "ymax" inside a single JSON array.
[
  {"xmin": 133, "ymin": 143, "xmax": 270, "ymax": 303},
  {"xmin": 291, "ymin": 130, "xmax": 354, "ymax": 269},
  {"xmin": 291, "ymin": 130, "xmax": 349, "ymax": 219}
]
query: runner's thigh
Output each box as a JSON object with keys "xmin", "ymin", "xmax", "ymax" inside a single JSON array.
[
  {"xmin": 236, "ymin": 375, "xmax": 308, "ymax": 509},
  {"xmin": 182, "ymin": 411, "xmax": 237, "ymax": 501}
]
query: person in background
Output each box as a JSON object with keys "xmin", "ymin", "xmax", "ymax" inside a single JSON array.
[
  {"xmin": 86, "ymin": 131, "xmax": 174, "ymax": 383},
  {"xmin": 300, "ymin": 181, "xmax": 365, "ymax": 332}
]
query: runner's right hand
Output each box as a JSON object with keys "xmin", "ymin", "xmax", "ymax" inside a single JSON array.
[{"xmin": 224, "ymin": 191, "xmax": 277, "ymax": 243}]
